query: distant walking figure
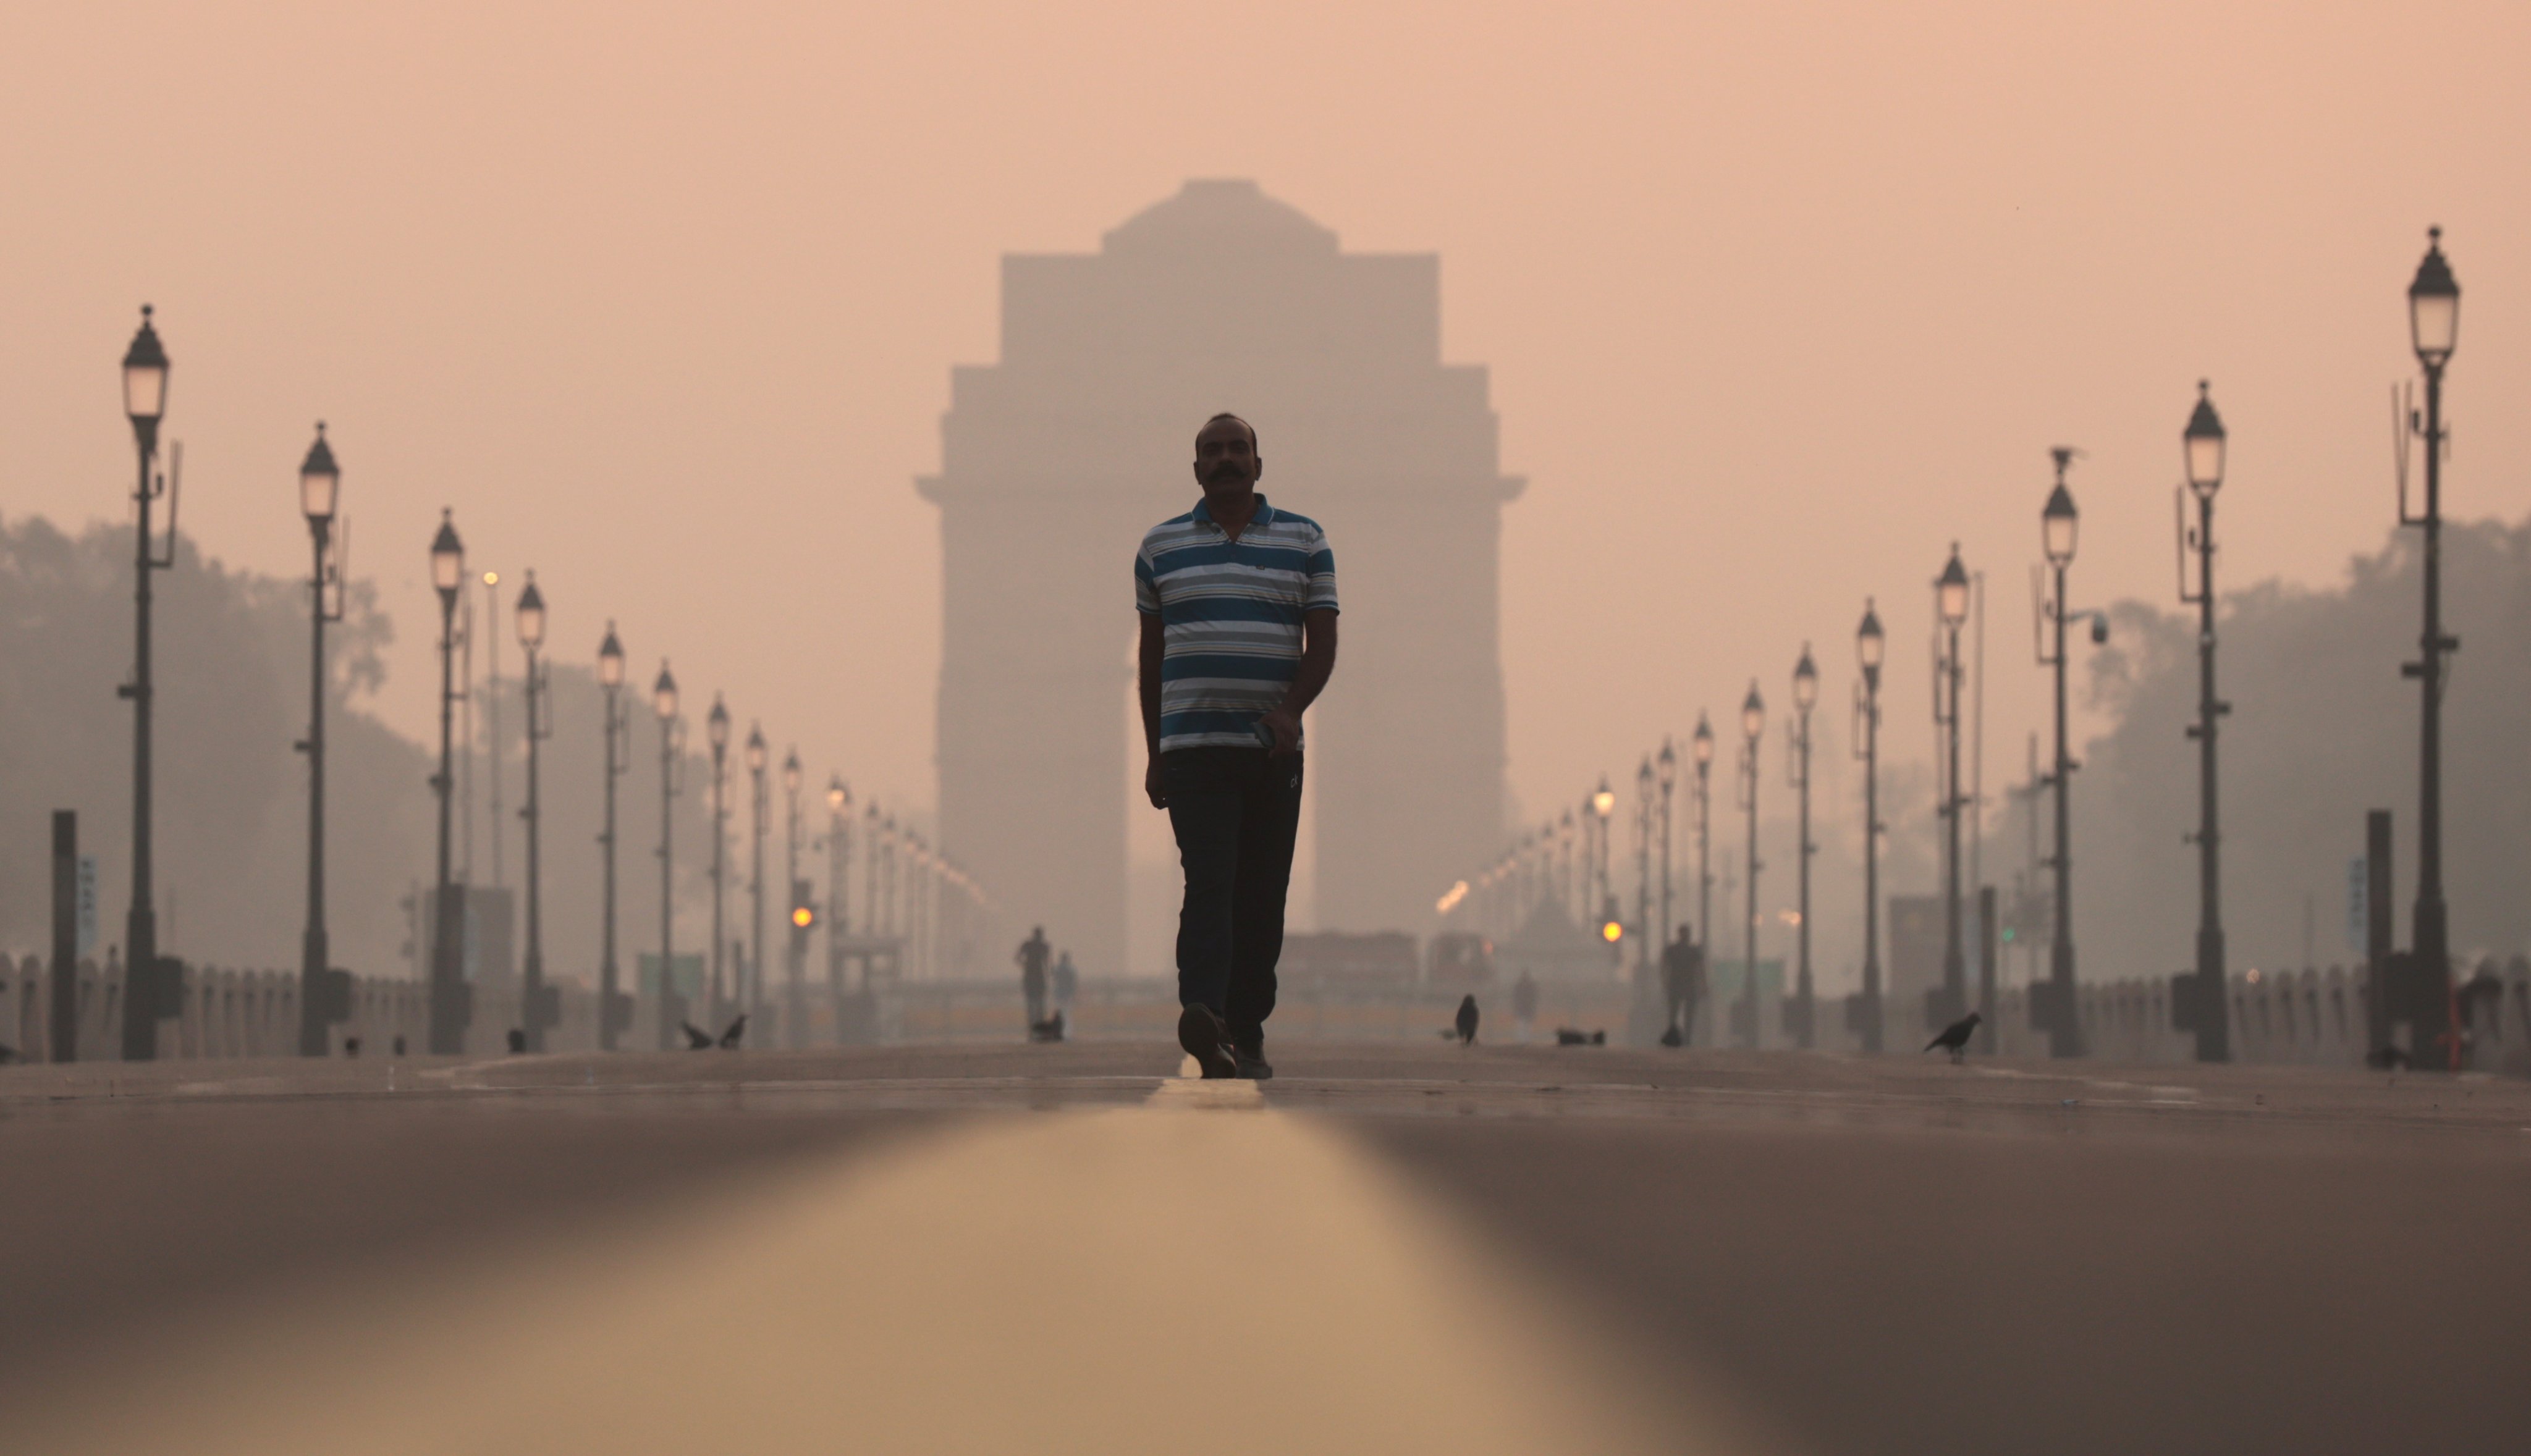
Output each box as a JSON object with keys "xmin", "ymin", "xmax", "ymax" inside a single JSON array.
[
  {"xmin": 1051, "ymin": 949, "xmax": 1079, "ymax": 1033},
  {"xmin": 1925, "ymin": 1011, "xmax": 1981, "ymax": 1064},
  {"xmin": 1456, "ymin": 995, "xmax": 1481, "ymax": 1046},
  {"xmin": 1016, "ymin": 927, "xmax": 1052, "ymax": 1030},
  {"xmin": 1139, "ymin": 413, "xmax": 1339, "ymax": 1080},
  {"xmin": 1511, "ymin": 969, "xmax": 1540, "ymax": 1044},
  {"xmin": 1660, "ymin": 924, "xmax": 1705, "ymax": 1049}
]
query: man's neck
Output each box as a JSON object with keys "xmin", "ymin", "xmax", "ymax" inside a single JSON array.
[{"xmin": 1204, "ymin": 486, "xmax": 1260, "ymax": 541}]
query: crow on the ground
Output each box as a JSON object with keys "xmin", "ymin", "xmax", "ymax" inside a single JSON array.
[
  {"xmin": 1455, "ymin": 995, "xmax": 1480, "ymax": 1046},
  {"xmin": 1924, "ymin": 1011, "xmax": 1981, "ymax": 1064},
  {"xmin": 717, "ymin": 1014, "xmax": 748, "ymax": 1050},
  {"xmin": 681, "ymin": 1020, "xmax": 714, "ymax": 1050}
]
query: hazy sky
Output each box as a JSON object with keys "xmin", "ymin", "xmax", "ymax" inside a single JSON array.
[{"xmin": 4, "ymin": 1, "xmax": 2526, "ymax": 915}]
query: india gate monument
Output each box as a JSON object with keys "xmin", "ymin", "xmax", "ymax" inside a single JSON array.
[{"xmin": 921, "ymin": 179, "xmax": 1519, "ymax": 975}]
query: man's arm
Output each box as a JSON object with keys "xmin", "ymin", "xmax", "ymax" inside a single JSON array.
[
  {"xmin": 1139, "ymin": 612, "xmax": 1168, "ymax": 807},
  {"xmin": 1259, "ymin": 608, "xmax": 1338, "ymax": 757}
]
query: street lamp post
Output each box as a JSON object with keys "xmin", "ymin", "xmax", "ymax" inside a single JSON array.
[
  {"xmin": 1656, "ymin": 739, "xmax": 1677, "ymax": 951},
  {"xmin": 295, "ymin": 424, "xmax": 343, "ymax": 1056},
  {"xmin": 2180, "ymin": 383, "xmax": 2231, "ymax": 1063},
  {"xmin": 2039, "ymin": 452, "xmax": 2088, "ymax": 1058},
  {"xmin": 782, "ymin": 747, "xmax": 803, "ymax": 1048},
  {"xmin": 1633, "ymin": 755, "xmax": 1654, "ymax": 979},
  {"xmin": 428, "ymin": 513, "xmax": 469, "ymax": 1054},
  {"xmin": 1854, "ymin": 602, "xmax": 1887, "ymax": 1052},
  {"xmin": 654, "ymin": 663, "xmax": 684, "ymax": 1050},
  {"xmin": 1935, "ymin": 545, "xmax": 1972, "ymax": 1033},
  {"xmin": 1737, "ymin": 683, "xmax": 1765, "ymax": 1048},
  {"xmin": 1789, "ymin": 646, "xmax": 1818, "ymax": 1048},
  {"xmin": 826, "ymin": 776, "xmax": 851, "ymax": 1021},
  {"xmin": 515, "ymin": 574, "xmax": 551, "ymax": 1051},
  {"xmin": 706, "ymin": 697, "xmax": 732, "ymax": 1032},
  {"xmin": 1692, "ymin": 713, "xmax": 1715, "ymax": 1020},
  {"xmin": 2402, "ymin": 227, "xmax": 2461, "ymax": 1066},
  {"xmin": 596, "ymin": 625, "xmax": 628, "ymax": 1050},
  {"xmin": 745, "ymin": 723, "xmax": 768, "ymax": 1045},
  {"xmin": 1591, "ymin": 778, "xmax": 1617, "ymax": 963},
  {"xmin": 119, "ymin": 306, "xmax": 174, "ymax": 1061}
]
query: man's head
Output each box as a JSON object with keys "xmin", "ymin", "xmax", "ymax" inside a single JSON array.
[{"xmin": 1193, "ymin": 413, "xmax": 1261, "ymax": 496}]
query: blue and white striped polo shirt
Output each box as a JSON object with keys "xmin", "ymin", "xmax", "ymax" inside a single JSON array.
[{"xmin": 1135, "ymin": 494, "xmax": 1339, "ymax": 752}]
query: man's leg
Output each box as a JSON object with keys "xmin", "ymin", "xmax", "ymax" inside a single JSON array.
[
  {"xmin": 1164, "ymin": 750, "xmax": 1243, "ymax": 1020},
  {"xmin": 1223, "ymin": 752, "xmax": 1303, "ymax": 1056}
]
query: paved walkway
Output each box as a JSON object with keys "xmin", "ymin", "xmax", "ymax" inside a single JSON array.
[{"xmin": 5, "ymin": 1043, "xmax": 2528, "ymax": 1454}]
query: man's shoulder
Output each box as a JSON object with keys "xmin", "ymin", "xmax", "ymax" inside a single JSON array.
[
  {"xmin": 1138, "ymin": 509, "xmax": 1204, "ymax": 550},
  {"xmin": 1264, "ymin": 506, "xmax": 1328, "ymax": 539}
]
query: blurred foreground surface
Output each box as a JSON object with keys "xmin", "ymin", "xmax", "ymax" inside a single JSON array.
[{"xmin": 3, "ymin": 1042, "xmax": 2527, "ymax": 1455}]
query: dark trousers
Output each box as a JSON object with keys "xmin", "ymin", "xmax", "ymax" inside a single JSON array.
[{"xmin": 1164, "ymin": 746, "xmax": 1303, "ymax": 1053}]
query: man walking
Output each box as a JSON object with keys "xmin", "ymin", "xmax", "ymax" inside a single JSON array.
[
  {"xmin": 1660, "ymin": 923, "xmax": 1705, "ymax": 1048},
  {"xmin": 1138, "ymin": 413, "xmax": 1338, "ymax": 1080},
  {"xmin": 1016, "ymin": 926, "xmax": 1050, "ymax": 1032}
]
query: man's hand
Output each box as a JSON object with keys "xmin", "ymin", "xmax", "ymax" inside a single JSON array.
[
  {"xmin": 1258, "ymin": 707, "xmax": 1303, "ymax": 759},
  {"xmin": 1145, "ymin": 756, "xmax": 1168, "ymax": 809}
]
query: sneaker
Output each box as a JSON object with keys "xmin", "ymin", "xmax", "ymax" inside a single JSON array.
[
  {"xmin": 1230, "ymin": 1045, "xmax": 1274, "ymax": 1081},
  {"xmin": 1177, "ymin": 1003, "xmax": 1238, "ymax": 1080}
]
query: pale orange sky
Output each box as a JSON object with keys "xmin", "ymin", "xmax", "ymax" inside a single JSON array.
[{"xmin": 4, "ymin": 1, "xmax": 2526, "ymax": 919}]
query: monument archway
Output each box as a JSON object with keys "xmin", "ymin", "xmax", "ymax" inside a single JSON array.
[{"xmin": 921, "ymin": 179, "xmax": 1518, "ymax": 975}]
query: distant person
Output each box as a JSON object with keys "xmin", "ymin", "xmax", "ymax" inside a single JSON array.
[
  {"xmin": 1016, "ymin": 927, "xmax": 1051, "ymax": 1030},
  {"xmin": 391, "ymin": 1034, "xmax": 407, "ymax": 1058},
  {"xmin": 505, "ymin": 1028, "xmax": 527, "ymax": 1055},
  {"xmin": 1139, "ymin": 413, "xmax": 1338, "ymax": 1080},
  {"xmin": 1511, "ymin": 970, "xmax": 1540, "ymax": 1044},
  {"xmin": 1051, "ymin": 950, "xmax": 1078, "ymax": 1038},
  {"xmin": 1660, "ymin": 924, "xmax": 1705, "ymax": 1049},
  {"xmin": 1455, "ymin": 994, "xmax": 1480, "ymax": 1046}
]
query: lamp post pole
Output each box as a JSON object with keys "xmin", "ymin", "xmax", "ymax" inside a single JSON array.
[
  {"xmin": 1693, "ymin": 715, "xmax": 1713, "ymax": 995},
  {"xmin": 1935, "ymin": 545, "xmax": 1971, "ymax": 1030},
  {"xmin": 515, "ymin": 575, "xmax": 550, "ymax": 1051},
  {"xmin": 1738, "ymin": 683, "xmax": 1765, "ymax": 1048},
  {"xmin": 827, "ymin": 778, "xmax": 851, "ymax": 996},
  {"xmin": 1633, "ymin": 755, "xmax": 1654, "ymax": 978},
  {"xmin": 2179, "ymin": 384, "xmax": 2231, "ymax": 1061},
  {"xmin": 295, "ymin": 425, "xmax": 342, "ymax": 1056},
  {"xmin": 654, "ymin": 665, "xmax": 683, "ymax": 1050},
  {"xmin": 745, "ymin": 723, "xmax": 768, "ymax": 1045},
  {"xmin": 2403, "ymin": 227, "xmax": 2461, "ymax": 1066},
  {"xmin": 783, "ymin": 747, "xmax": 803, "ymax": 1047},
  {"xmin": 428, "ymin": 513, "xmax": 468, "ymax": 1054},
  {"xmin": 1657, "ymin": 740, "xmax": 1677, "ymax": 951},
  {"xmin": 1591, "ymin": 778, "xmax": 1616, "ymax": 965},
  {"xmin": 1856, "ymin": 603, "xmax": 1886, "ymax": 1053},
  {"xmin": 2040, "ymin": 453, "xmax": 2087, "ymax": 1058},
  {"xmin": 596, "ymin": 626, "xmax": 628, "ymax": 1050},
  {"xmin": 118, "ymin": 307, "xmax": 172, "ymax": 1061},
  {"xmin": 706, "ymin": 697, "xmax": 731, "ymax": 1031},
  {"xmin": 1789, "ymin": 647, "xmax": 1817, "ymax": 1049}
]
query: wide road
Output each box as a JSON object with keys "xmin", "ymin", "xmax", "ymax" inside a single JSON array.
[{"xmin": 3, "ymin": 1040, "xmax": 2525, "ymax": 1455}]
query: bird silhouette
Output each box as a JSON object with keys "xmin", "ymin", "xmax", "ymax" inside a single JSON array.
[
  {"xmin": 717, "ymin": 1014, "xmax": 748, "ymax": 1050},
  {"xmin": 1924, "ymin": 1011, "xmax": 1982, "ymax": 1064},
  {"xmin": 681, "ymin": 1020, "xmax": 714, "ymax": 1050},
  {"xmin": 1455, "ymin": 995, "xmax": 1480, "ymax": 1046}
]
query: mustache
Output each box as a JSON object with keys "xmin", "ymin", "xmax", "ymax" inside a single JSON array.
[{"xmin": 1206, "ymin": 461, "xmax": 1247, "ymax": 483}]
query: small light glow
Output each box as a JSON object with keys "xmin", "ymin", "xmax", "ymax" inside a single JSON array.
[
  {"xmin": 2245, "ymin": 967, "xmax": 2261, "ymax": 985},
  {"xmin": 1435, "ymin": 880, "xmax": 1470, "ymax": 914},
  {"xmin": 1602, "ymin": 920, "xmax": 1624, "ymax": 943},
  {"xmin": 792, "ymin": 907, "xmax": 814, "ymax": 928},
  {"xmin": 483, "ymin": 570, "xmax": 499, "ymax": 586}
]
